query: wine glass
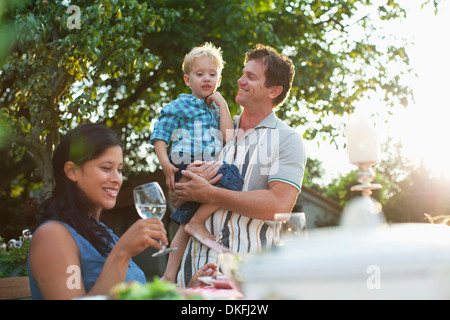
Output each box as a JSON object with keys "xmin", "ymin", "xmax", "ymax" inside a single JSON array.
[
  {"xmin": 133, "ymin": 182, "xmax": 177, "ymax": 257},
  {"xmin": 273, "ymin": 212, "xmax": 307, "ymax": 247}
]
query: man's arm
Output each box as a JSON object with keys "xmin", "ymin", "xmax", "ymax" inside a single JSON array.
[{"xmin": 174, "ymin": 170, "xmax": 299, "ymax": 221}]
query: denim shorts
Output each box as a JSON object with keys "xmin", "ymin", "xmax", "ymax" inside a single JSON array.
[{"xmin": 170, "ymin": 162, "xmax": 244, "ymax": 225}]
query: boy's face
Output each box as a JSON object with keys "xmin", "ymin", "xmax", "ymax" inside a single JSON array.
[{"xmin": 184, "ymin": 56, "xmax": 221, "ymax": 100}]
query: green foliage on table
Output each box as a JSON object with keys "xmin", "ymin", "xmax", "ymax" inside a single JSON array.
[{"xmin": 109, "ymin": 276, "xmax": 203, "ymax": 300}]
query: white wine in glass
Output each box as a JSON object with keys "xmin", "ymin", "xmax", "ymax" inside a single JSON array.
[{"xmin": 133, "ymin": 182, "xmax": 177, "ymax": 257}]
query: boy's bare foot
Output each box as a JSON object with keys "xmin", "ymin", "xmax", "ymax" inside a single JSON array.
[{"xmin": 185, "ymin": 222, "xmax": 215, "ymax": 241}]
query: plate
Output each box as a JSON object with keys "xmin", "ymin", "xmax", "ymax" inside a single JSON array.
[{"xmin": 198, "ymin": 276, "xmax": 232, "ymax": 289}]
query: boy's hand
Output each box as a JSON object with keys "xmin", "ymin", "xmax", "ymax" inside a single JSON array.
[
  {"xmin": 206, "ymin": 91, "xmax": 227, "ymax": 108},
  {"xmin": 162, "ymin": 163, "xmax": 178, "ymax": 191}
]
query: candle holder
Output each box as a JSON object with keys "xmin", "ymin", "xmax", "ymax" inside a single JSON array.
[
  {"xmin": 343, "ymin": 162, "xmax": 385, "ymax": 229},
  {"xmin": 350, "ymin": 162, "xmax": 382, "ymax": 197},
  {"xmin": 343, "ymin": 111, "xmax": 385, "ymax": 228}
]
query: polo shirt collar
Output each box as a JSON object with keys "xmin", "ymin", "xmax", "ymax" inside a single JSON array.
[{"xmin": 233, "ymin": 111, "xmax": 278, "ymax": 130}]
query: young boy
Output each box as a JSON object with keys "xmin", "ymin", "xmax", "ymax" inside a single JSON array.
[{"xmin": 150, "ymin": 43, "xmax": 243, "ymax": 283}]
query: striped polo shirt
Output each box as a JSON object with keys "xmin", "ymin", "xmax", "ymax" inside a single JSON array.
[{"xmin": 177, "ymin": 112, "xmax": 306, "ymax": 287}]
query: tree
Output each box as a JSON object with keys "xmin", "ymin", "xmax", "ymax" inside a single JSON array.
[
  {"xmin": 0, "ymin": 0, "xmax": 414, "ymax": 237},
  {"xmin": 302, "ymin": 157, "xmax": 327, "ymax": 193},
  {"xmin": 324, "ymin": 169, "xmax": 388, "ymax": 207},
  {"xmin": 321, "ymin": 138, "xmax": 450, "ymax": 224},
  {"xmin": 383, "ymin": 162, "xmax": 450, "ymax": 223},
  {"xmin": 0, "ymin": 0, "xmax": 412, "ymax": 192},
  {"xmin": 0, "ymin": 0, "xmax": 182, "ymax": 197}
]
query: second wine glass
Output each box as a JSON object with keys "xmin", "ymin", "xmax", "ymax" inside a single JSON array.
[
  {"xmin": 133, "ymin": 182, "xmax": 177, "ymax": 257},
  {"xmin": 273, "ymin": 212, "xmax": 307, "ymax": 247}
]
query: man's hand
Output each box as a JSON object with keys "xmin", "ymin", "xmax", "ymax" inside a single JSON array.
[
  {"xmin": 170, "ymin": 161, "xmax": 223, "ymax": 206},
  {"xmin": 173, "ymin": 170, "xmax": 212, "ymax": 203},
  {"xmin": 186, "ymin": 160, "xmax": 223, "ymax": 184},
  {"xmin": 175, "ymin": 161, "xmax": 223, "ymax": 203}
]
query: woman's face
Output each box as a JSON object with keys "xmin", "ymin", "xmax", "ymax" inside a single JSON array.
[{"xmin": 71, "ymin": 145, "xmax": 123, "ymax": 216}]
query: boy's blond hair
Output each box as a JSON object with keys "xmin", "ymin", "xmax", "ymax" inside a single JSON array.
[{"xmin": 182, "ymin": 42, "xmax": 225, "ymax": 75}]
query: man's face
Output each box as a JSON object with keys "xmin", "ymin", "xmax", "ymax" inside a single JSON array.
[{"xmin": 235, "ymin": 59, "xmax": 272, "ymax": 107}]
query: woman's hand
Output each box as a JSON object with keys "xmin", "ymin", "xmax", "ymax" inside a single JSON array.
[{"xmin": 115, "ymin": 218, "xmax": 168, "ymax": 260}]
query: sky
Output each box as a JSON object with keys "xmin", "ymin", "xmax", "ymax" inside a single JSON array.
[{"xmin": 304, "ymin": 0, "xmax": 450, "ymax": 184}]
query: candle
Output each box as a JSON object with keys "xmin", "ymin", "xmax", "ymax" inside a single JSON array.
[{"xmin": 345, "ymin": 112, "xmax": 380, "ymax": 164}]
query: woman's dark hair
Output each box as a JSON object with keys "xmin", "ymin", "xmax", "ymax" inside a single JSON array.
[
  {"xmin": 244, "ymin": 43, "xmax": 295, "ymax": 107},
  {"xmin": 35, "ymin": 123, "xmax": 123, "ymax": 256}
]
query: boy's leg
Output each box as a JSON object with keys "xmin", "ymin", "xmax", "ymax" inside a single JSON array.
[
  {"xmin": 184, "ymin": 204, "xmax": 219, "ymax": 241},
  {"xmin": 161, "ymin": 225, "xmax": 190, "ymax": 283}
]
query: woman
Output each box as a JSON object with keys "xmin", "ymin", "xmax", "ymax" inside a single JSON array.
[
  {"xmin": 27, "ymin": 123, "xmax": 167, "ymax": 299},
  {"xmin": 28, "ymin": 123, "xmax": 216, "ymax": 299}
]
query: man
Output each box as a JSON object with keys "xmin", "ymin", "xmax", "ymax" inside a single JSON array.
[{"xmin": 173, "ymin": 44, "xmax": 306, "ymax": 287}]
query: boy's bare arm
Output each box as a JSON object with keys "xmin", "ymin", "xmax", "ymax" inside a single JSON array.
[
  {"xmin": 154, "ymin": 139, "xmax": 178, "ymax": 191},
  {"xmin": 154, "ymin": 140, "xmax": 170, "ymax": 165},
  {"xmin": 207, "ymin": 92, "xmax": 234, "ymax": 143}
]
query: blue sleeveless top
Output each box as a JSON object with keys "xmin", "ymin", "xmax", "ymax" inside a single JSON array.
[{"xmin": 28, "ymin": 220, "xmax": 146, "ymax": 300}]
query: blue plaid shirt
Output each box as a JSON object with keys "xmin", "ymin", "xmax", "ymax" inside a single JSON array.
[{"xmin": 151, "ymin": 94, "xmax": 223, "ymax": 164}]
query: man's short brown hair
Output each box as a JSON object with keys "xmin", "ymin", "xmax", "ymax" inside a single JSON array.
[{"xmin": 244, "ymin": 44, "xmax": 295, "ymax": 107}]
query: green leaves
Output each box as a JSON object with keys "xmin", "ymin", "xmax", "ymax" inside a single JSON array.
[{"xmin": 0, "ymin": 0, "xmax": 414, "ymax": 196}]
